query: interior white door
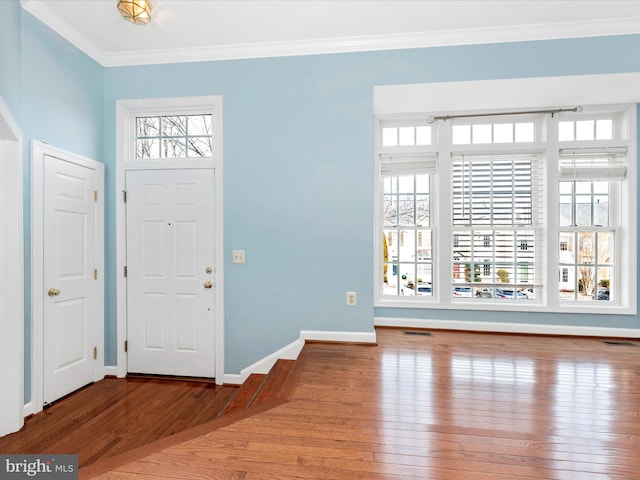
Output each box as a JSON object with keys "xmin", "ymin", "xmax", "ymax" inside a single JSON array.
[
  {"xmin": 43, "ymin": 155, "xmax": 97, "ymax": 404},
  {"xmin": 126, "ymin": 169, "xmax": 216, "ymax": 377}
]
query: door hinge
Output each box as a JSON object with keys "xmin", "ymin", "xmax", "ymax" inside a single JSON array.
[
  {"xmin": 94, "ymin": 190, "xmax": 98, "ymax": 202},
  {"xmin": 124, "ymin": 340, "xmax": 128, "ymax": 353},
  {"xmin": 94, "ymin": 268, "xmax": 98, "ymax": 280},
  {"xmin": 122, "ymin": 190, "xmax": 127, "ymax": 203},
  {"xmin": 124, "ymin": 266, "xmax": 128, "ymax": 277},
  {"xmin": 93, "ymin": 346, "xmax": 98, "ymax": 360}
]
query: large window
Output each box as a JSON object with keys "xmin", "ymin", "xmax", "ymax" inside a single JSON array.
[{"xmin": 376, "ymin": 105, "xmax": 636, "ymax": 313}]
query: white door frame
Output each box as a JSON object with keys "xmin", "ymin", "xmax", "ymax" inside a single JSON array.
[
  {"xmin": 0, "ymin": 97, "xmax": 24, "ymax": 436},
  {"xmin": 31, "ymin": 141, "xmax": 105, "ymax": 413},
  {"xmin": 115, "ymin": 96, "xmax": 224, "ymax": 383}
]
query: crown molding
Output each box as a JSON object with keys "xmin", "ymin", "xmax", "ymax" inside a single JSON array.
[
  {"xmin": 20, "ymin": 0, "xmax": 106, "ymax": 66},
  {"xmin": 19, "ymin": 1, "xmax": 640, "ymax": 67}
]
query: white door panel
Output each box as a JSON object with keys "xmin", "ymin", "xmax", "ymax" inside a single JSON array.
[
  {"xmin": 126, "ymin": 169, "xmax": 215, "ymax": 377},
  {"xmin": 43, "ymin": 155, "xmax": 96, "ymax": 404}
]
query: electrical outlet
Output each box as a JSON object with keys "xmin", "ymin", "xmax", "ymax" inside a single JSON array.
[
  {"xmin": 346, "ymin": 291, "xmax": 357, "ymax": 306},
  {"xmin": 232, "ymin": 250, "xmax": 245, "ymax": 264}
]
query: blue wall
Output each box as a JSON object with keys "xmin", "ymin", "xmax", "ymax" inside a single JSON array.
[
  {"xmin": 4, "ymin": 0, "xmax": 640, "ymax": 396},
  {"xmin": 1, "ymin": 2, "xmax": 104, "ymax": 401}
]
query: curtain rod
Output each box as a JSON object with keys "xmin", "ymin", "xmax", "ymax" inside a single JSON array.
[{"xmin": 427, "ymin": 107, "xmax": 582, "ymax": 123}]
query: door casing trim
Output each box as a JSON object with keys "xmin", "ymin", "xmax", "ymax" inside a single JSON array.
[
  {"xmin": 115, "ymin": 96, "xmax": 224, "ymax": 383},
  {"xmin": 0, "ymin": 97, "xmax": 24, "ymax": 436},
  {"xmin": 31, "ymin": 141, "xmax": 105, "ymax": 413}
]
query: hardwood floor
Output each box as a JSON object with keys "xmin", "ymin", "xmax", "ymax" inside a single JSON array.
[
  {"xmin": 0, "ymin": 377, "xmax": 239, "ymax": 466},
  {"xmin": 4, "ymin": 327, "xmax": 640, "ymax": 479}
]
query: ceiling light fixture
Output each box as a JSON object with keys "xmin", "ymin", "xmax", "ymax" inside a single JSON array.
[{"xmin": 117, "ymin": 0, "xmax": 153, "ymax": 25}]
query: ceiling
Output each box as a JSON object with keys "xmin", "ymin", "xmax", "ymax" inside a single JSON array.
[{"xmin": 20, "ymin": 0, "xmax": 640, "ymax": 67}]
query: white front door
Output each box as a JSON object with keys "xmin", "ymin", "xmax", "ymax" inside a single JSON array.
[
  {"xmin": 43, "ymin": 155, "xmax": 97, "ymax": 404},
  {"xmin": 126, "ymin": 169, "xmax": 216, "ymax": 377}
]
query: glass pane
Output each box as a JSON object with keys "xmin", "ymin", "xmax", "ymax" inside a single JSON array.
[
  {"xmin": 162, "ymin": 138, "xmax": 186, "ymax": 158},
  {"xmin": 162, "ymin": 116, "xmax": 187, "ymax": 137},
  {"xmin": 597, "ymin": 231, "xmax": 613, "ymax": 265},
  {"xmin": 472, "ymin": 124, "xmax": 492, "ymax": 144},
  {"xmin": 577, "ymin": 266, "xmax": 596, "ymax": 300},
  {"xmin": 575, "ymin": 181, "xmax": 591, "ymax": 194},
  {"xmin": 559, "ymin": 232, "xmax": 575, "ymax": 263},
  {"xmin": 493, "ymin": 123, "xmax": 513, "ymax": 143},
  {"xmin": 559, "ymin": 266, "xmax": 576, "ymax": 300},
  {"xmin": 559, "ymin": 181, "xmax": 573, "ymax": 194},
  {"xmin": 383, "ymin": 196, "xmax": 397, "ymax": 226},
  {"xmin": 577, "ymin": 232, "xmax": 595, "ymax": 264},
  {"xmin": 575, "ymin": 195, "xmax": 591, "ymax": 226},
  {"xmin": 515, "ymin": 122, "xmax": 534, "ymax": 142},
  {"xmin": 383, "ymin": 176, "xmax": 392, "ymax": 194},
  {"xmin": 397, "ymin": 176, "xmax": 414, "ymax": 193},
  {"xmin": 137, "ymin": 116, "xmax": 159, "ymax": 137},
  {"xmin": 595, "ymin": 267, "xmax": 612, "ymax": 301},
  {"xmin": 187, "ymin": 114, "xmax": 212, "ymax": 136},
  {"xmin": 415, "ymin": 126, "xmax": 431, "ymax": 145},
  {"xmin": 559, "ymin": 195, "xmax": 572, "ymax": 226},
  {"xmin": 398, "ymin": 263, "xmax": 415, "ymax": 292},
  {"xmin": 398, "ymin": 127, "xmax": 414, "ymax": 146},
  {"xmin": 593, "ymin": 181, "xmax": 608, "ymax": 194},
  {"xmin": 136, "ymin": 138, "xmax": 158, "ymax": 158},
  {"xmin": 415, "ymin": 174, "xmax": 429, "ymax": 193},
  {"xmin": 576, "ymin": 120, "xmax": 595, "ymax": 141},
  {"xmin": 382, "ymin": 127, "xmax": 398, "ymax": 146},
  {"xmin": 398, "ymin": 195, "xmax": 415, "ymax": 225},
  {"xmin": 558, "ymin": 121, "xmax": 574, "ymax": 141},
  {"xmin": 595, "ymin": 119, "xmax": 613, "ymax": 140},
  {"xmin": 382, "ymin": 262, "xmax": 397, "ymax": 296},
  {"xmin": 187, "ymin": 137, "xmax": 212, "ymax": 157},
  {"xmin": 452, "ymin": 125, "xmax": 471, "ymax": 144},
  {"xmin": 415, "ymin": 195, "xmax": 430, "ymax": 226},
  {"xmin": 594, "ymin": 196, "xmax": 608, "ymax": 226},
  {"xmin": 416, "ymin": 230, "xmax": 432, "ymax": 260}
]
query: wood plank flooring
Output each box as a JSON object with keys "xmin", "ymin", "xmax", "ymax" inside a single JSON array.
[
  {"xmin": 5, "ymin": 327, "xmax": 640, "ymax": 480},
  {"xmin": 0, "ymin": 377, "xmax": 239, "ymax": 467}
]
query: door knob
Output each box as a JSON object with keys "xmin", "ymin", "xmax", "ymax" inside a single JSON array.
[
  {"xmin": 48, "ymin": 288, "xmax": 60, "ymax": 297},
  {"xmin": 203, "ymin": 281, "xmax": 213, "ymax": 289}
]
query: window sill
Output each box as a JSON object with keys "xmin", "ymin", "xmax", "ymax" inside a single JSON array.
[{"xmin": 375, "ymin": 296, "xmax": 635, "ymax": 315}]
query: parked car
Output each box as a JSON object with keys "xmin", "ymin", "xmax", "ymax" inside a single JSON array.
[
  {"xmin": 416, "ymin": 283, "xmax": 432, "ymax": 296},
  {"xmin": 495, "ymin": 288, "xmax": 527, "ymax": 299},
  {"xmin": 474, "ymin": 288, "xmax": 493, "ymax": 298},
  {"xmin": 452, "ymin": 286, "xmax": 472, "ymax": 297},
  {"xmin": 595, "ymin": 289, "xmax": 610, "ymax": 301}
]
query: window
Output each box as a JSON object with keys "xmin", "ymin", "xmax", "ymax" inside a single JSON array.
[
  {"xmin": 376, "ymin": 105, "xmax": 636, "ymax": 313},
  {"xmin": 136, "ymin": 114, "xmax": 213, "ymax": 158}
]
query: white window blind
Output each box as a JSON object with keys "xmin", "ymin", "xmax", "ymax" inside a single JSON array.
[
  {"xmin": 380, "ymin": 154, "xmax": 438, "ymax": 176},
  {"xmin": 558, "ymin": 147, "xmax": 627, "ymax": 180}
]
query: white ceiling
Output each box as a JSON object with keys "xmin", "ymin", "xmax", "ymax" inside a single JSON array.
[{"xmin": 20, "ymin": 0, "xmax": 640, "ymax": 67}]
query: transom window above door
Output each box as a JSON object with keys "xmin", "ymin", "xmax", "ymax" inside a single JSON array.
[{"xmin": 136, "ymin": 114, "xmax": 213, "ymax": 158}]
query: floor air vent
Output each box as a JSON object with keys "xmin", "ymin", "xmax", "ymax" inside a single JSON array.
[
  {"xmin": 602, "ymin": 341, "xmax": 638, "ymax": 347},
  {"xmin": 403, "ymin": 330, "xmax": 433, "ymax": 336}
]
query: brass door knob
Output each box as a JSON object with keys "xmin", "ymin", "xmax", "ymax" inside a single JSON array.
[
  {"xmin": 48, "ymin": 288, "xmax": 60, "ymax": 297},
  {"xmin": 203, "ymin": 281, "xmax": 213, "ymax": 289}
]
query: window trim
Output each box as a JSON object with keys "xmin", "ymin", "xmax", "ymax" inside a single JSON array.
[{"xmin": 374, "ymin": 104, "xmax": 637, "ymax": 315}]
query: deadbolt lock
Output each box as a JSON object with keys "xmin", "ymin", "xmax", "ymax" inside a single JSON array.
[
  {"xmin": 203, "ymin": 281, "xmax": 213, "ymax": 289},
  {"xmin": 48, "ymin": 288, "xmax": 61, "ymax": 297},
  {"xmin": 205, "ymin": 267, "xmax": 213, "ymax": 274}
]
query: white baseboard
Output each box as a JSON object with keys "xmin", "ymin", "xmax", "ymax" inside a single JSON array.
[
  {"xmin": 104, "ymin": 366, "xmax": 118, "ymax": 377},
  {"xmin": 223, "ymin": 329, "xmax": 377, "ymax": 385},
  {"xmin": 23, "ymin": 401, "xmax": 35, "ymax": 418},
  {"xmin": 375, "ymin": 316, "xmax": 640, "ymax": 338}
]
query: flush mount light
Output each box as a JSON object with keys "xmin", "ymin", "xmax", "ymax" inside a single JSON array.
[{"xmin": 117, "ymin": 0, "xmax": 153, "ymax": 25}]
